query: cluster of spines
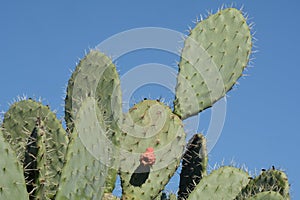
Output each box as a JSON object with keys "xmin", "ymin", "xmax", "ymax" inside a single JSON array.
[{"xmin": 178, "ymin": 134, "xmax": 207, "ymax": 199}]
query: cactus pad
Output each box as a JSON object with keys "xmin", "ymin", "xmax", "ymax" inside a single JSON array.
[
  {"xmin": 120, "ymin": 100, "xmax": 186, "ymax": 200},
  {"xmin": 235, "ymin": 168, "xmax": 290, "ymax": 200},
  {"xmin": 187, "ymin": 166, "xmax": 250, "ymax": 200},
  {"xmin": 65, "ymin": 50, "xmax": 122, "ymax": 192},
  {"xmin": 56, "ymin": 97, "xmax": 109, "ymax": 200},
  {"xmin": 2, "ymin": 99, "xmax": 68, "ymax": 198},
  {"xmin": 174, "ymin": 8, "xmax": 252, "ymax": 119},
  {"xmin": 65, "ymin": 50, "xmax": 122, "ymax": 137}
]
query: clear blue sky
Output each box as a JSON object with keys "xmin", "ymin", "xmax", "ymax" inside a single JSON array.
[{"xmin": 1, "ymin": 1, "xmax": 299, "ymax": 199}]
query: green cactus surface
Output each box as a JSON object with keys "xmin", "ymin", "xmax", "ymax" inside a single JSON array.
[
  {"xmin": 0, "ymin": 6, "xmax": 292, "ymax": 200},
  {"xmin": 187, "ymin": 166, "xmax": 250, "ymax": 200},
  {"xmin": 174, "ymin": 8, "xmax": 252, "ymax": 119},
  {"xmin": 178, "ymin": 133, "xmax": 207, "ymax": 200},
  {"xmin": 245, "ymin": 191, "xmax": 284, "ymax": 200},
  {"xmin": 34, "ymin": 120, "xmax": 48, "ymax": 199},
  {"xmin": 65, "ymin": 50, "xmax": 122, "ymax": 138},
  {"xmin": 55, "ymin": 97, "xmax": 109, "ymax": 200},
  {"xmin": 65, "ymin": 50, "xmax": 122, "ymax": 193},
  {"xmin": 0, "ymin": 129, "xmax": 29, "ymax": 200},
  {"xmin": 23, "ymin": 119, "xmax": 49, "ymax": 199},
  {"xmin": 120, "ymin": 100, "xmax": 186, "ymax": 200},
  {"xmin": 235, "ymin": 168, "xmax": 290, "ymax": 200},
  {"xmin": 2, "ymin": 99, "xmax": 68, "ymax": 198}
]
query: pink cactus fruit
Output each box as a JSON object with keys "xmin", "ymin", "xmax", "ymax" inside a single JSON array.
[{"xmin": 139, "ymin": 147, "xmax": 156, "ymax": 166}]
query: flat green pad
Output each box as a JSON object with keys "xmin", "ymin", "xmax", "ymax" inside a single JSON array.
[
  {"xmin": 2, "ymin": 99, "xmax": 68, "ymax": 162},
  {"xmin": 188, "ymin": 166, "xmax": 250, "ymax": 200},
  {"xmin": 120, "ymin": 100, "xmax": 186, "ymax": 200},
  {"xmin": 2, "ymin": 99, "xmax": 68, "ymax": 198},
  {"xmin": 65, "ymin": 50, "xmax": 122, "ymax": 136},
  {"xmin": 235, "ymin": 169, "xmax": 290, "ymax": 200},
  {"xmin": 65, "ymin": 50, "xmax": 122, "ymax": 192},
  {"xmin": 0, "ymin": 129, "xmax": 28, "ymax": 200},
  {"xmin": 246, "ymin": 191, "xmax": 284, "ymax": 200},
  {"xmin": 174, "ymin": 8, "xmax": 252, "ymax": 119},
  {"xmin": 56, "ymin": 97, "xmax": 109, "ymax": 200}
]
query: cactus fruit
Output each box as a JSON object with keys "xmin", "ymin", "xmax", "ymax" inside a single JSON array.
[
  {"xmin": 140, "ymin": 147, "xmax": 156, "ymax": 166},
  {"xmin": 120, "ymin": 100, "xmax": 186, "ymax": 200},
  {"xmin": 174, "ymin": 8, "xmax": 252, "ymax": 119},
  {"xmin": 178, "ymin": 133, "xmax": 207, "ymax": 200},
  {"xmin": 0, "ymin": 128, "xmax": 28, "ymax": 200}
]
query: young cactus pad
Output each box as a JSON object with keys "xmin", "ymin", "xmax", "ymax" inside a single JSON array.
[
  {"xmin": 174, "ymin": 8, "xmax": 252, "ymax": 119},
  {"xmin": 120, "ymin": 100, "xmax": 186, "ymax": 200}
]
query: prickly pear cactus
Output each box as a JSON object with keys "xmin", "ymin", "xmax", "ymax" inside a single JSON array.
[
  {"xmin": 174, "ymin": 8, "xmax": 252, "ymax": 119},
  {"xmin": 0, "ymin": 5, "xmax": 292, "ymax": 200}
]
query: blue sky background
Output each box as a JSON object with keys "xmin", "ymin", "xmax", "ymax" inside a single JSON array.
[{"xmin": 1, "ymin": 0, "xmax": 299, "ymax": 199}]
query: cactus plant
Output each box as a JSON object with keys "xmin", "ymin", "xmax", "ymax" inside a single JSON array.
[{"xmin": 0, "ymin": 6, "xmax": 291, "ymax": 200}]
